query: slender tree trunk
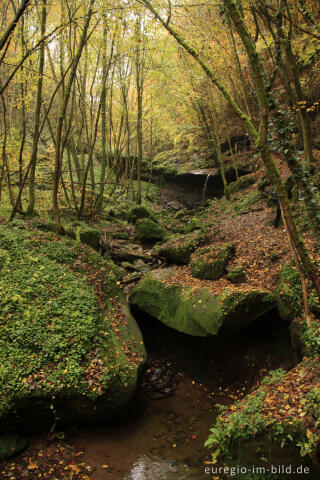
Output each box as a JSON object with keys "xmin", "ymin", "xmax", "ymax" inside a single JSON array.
[
  {"xmin": 79, "ymin": 45, "xmax": 88, "ymax": 183},
  {"xmin": 228, "ymin": 22, "xmax": 251, "ymax": 118},
  {"xmin": 96, "ymin": 27, "xmax": 115, "ymax": 209},
  {"xmin": 67, "ymin": 145, "xmax": 79, "ymax": 214},
  {"xmin": 70, "ymin": 139, "xmax": 81, "ymax": 182},
  {"xmin": 135, "ymin": 16, "xmax": 144, "ymax": 205},
  {"xmin": 0, "ymin": 0, "xmax": 31, "ymax": 53},
  {"xmin": 17, "ymin": 17, "xmax": 27, "ymax": 212},
  {"xmin": 227, "ymin": 132, "xmax": 239, "ymax": 180},
  {"xmin": 212, "ymin": 111, "xmax": 229, "ymax": 199},
  {"xmin": 1, "ymin": 94, "xmax": 14, "ymax": 205},
  {"xmin": 52, "ymin": 0, "xmax": 95, "ymax": 232},
  {"xmin": 77, "ymin": 100, "xmax": 102, "ymax": 218},
  {"xmin": 27, "ymin": 0, "xmax": 47, "ymax": 215}
]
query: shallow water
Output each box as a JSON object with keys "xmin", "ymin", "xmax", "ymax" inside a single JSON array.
[
  {"xmin": 70, "ymin": 376, "xmax": 221, "ymax": 480},
  {"xmin": 124, "ymin": 455, "xmax": 199, "ymax": 480}
]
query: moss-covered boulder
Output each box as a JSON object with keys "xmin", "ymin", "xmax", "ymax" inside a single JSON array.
[
  {"xmin": 128, "ymin": 206, "xmax": 157, "ymax": 225},
  {"xmin": 66, "ymin": 223, "xmax": 101, "ymax": 251},
  {"xmin": 135, "ymin": 218, "xmax": 167, "ymax": 242},
  {"xmin": 273, "ymin": 263, "xmax": 302, "ymax": 322},
  {"xmin": 228, "ymin": 175, "xmax": 255, "ymax": 197},
  {"xmin": 190, "ymin": 243, "xmax": 235, "ymax": 280},
  {"xmin": 154, "ymin": 232, "xmax": 206, "ymax": 265},
  {"xmin": 0, "ymin": 224, "xmax": 146, "ymax": 432},
  {"xmin": 227, "ymin": 267, "xmax": 246, "ymax": 284},
  {"xmin": 184, "ymin": 217, "xmax": 201, "ymax": 233},
  {"xmin": 130, "ymin": 269, "xmax": 275, "ymax": 337}
]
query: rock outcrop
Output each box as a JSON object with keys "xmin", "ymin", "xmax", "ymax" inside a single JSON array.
[
  {"xmin": 0, "ymin": 224, "xmax": 146, "ymax": 433},
  {"xmin": 131, "ymin": 268, "xmax": 275, "ymax": 337}
]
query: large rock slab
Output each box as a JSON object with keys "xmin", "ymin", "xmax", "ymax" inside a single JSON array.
[
  {"xmin": 130, "ymin": 269, "xmax": 275, "ymax": 337},
  {"xmin": 0, "ymin": 224, "xmax": 146, "ymax": 433}
]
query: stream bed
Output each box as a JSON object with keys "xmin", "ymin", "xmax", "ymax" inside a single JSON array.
[
  {"xmin": 70, "ymin": 373, "xmax": 219, "ymax": 480},
  {"xmin": 2, "ymin": 309, "xmax": 316, "ymax": 480},
  {"xmin": 68, "ymin": 309, "xmax": 297, "ymax": 480}
]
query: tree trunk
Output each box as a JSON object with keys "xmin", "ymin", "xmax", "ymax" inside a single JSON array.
[
  {"xmin": 135, "ymin": 15, "xmax": 144, "ymax": 205},
  {"xmin": 0, "ymin": 0, "xmax": 30, "ymax": 53},
  {"xmin": 52, "ymin": 0, "xmax": 95, "ymax": 232},
  {"xmin": 27, "ymin": 0, "xmax": 47, "ymax": 216}
]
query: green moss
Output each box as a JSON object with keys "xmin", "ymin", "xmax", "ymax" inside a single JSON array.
[
  {"xmin": 121, "ymin": 261, "xmax": 137, "ymax": 271},
  {"xmin": 29, "ymin": 219, "xmax": 56, "ymax": 233},
  {"xmin": 206, "ymin": 388, "xmax": 305, "ymax": 460},
  {"xmin": 174, "ymin": 211, "xmax": 185, "ymax": 219},
  {"xmin": 273, "ymin": 263, "xmax": 302, "ymax": 321},
  {"xmin": 154, "ymin": 232, "xmax": 207, "ymax": 265},
  {"xmin": 0, "ymin": 225, "xmax": 146, "ymax": 427},
  {"xmin": 66, "ymin": 224, "xmax": 101, "ymax": 251},
  {"xmin": 228, "ymin": 175, "xmax": 255, "ymax": 196},
  {"xmin": 190, "ymin": 243, "xmax": 235, "ymax": 280},
  {"xmin": 184, "ymin": 217, "xmax": 201, "ymax": 233},
  {"xmin": 257, "ymin": 177, "xmax": 271, "ymax": 192},
  {"xmin": 131, "ymin": 270, "xmax": 275, "ymax": 337},
  {"xmin": 0, "ymin": 249, "xmax": 9, "ymax": 270},
  {"xmin": 135, "ymin": 218, "xmax": 167, "ymax": 241},
  {"xmin": 128, "ymin": 206, "xmax": 157, "ymax": 225},
  {"xmin": 217, "ymin": 288, "xmax": 275, "ymax": 336},
  {"xmin": 236, "ymin": 190, "xmax": 264, "ymax": 212},
  {"xmin": 227, "ymin": 267, "xmax": 246, "ymax": 283},
  {"xmin": 205, "ymin": 364, "xmax": 312, "ymax": 469}
]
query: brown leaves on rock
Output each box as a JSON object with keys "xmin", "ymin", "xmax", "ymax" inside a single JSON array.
[
  {"xmin": 222, "ymin": 357, "xmax": 320, "ymax": 433},
  {"xmin": 259, "ymin": 358, "xmax": 320, "ymax": 429}
]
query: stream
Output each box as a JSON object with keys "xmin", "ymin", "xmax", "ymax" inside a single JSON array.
[
  {"xmin": 3, "ymin": 299, "xmax": 319, "ymax": 479},
  {"xmin": 70, "ymin": 373, "xmax": 217, "ymax": 480},
  {"xmin": 67, "ymin": 308, "xmax": 297, "ymax": 480}
]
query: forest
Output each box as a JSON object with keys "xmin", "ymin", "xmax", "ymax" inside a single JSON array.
[{"xmin": 0, "ymin": 0, "xmax": 320, "ymax": 478}]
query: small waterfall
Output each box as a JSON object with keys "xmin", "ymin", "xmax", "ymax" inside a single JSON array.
[{"xmin": 201, "ymin": 174, "xmax": 210, "ymax": 204}]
